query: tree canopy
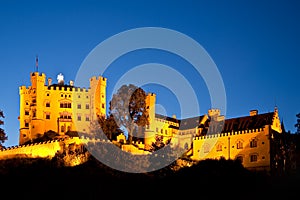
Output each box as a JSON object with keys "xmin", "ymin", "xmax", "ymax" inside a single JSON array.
[
  {"xmin": 0, "ymin": 110, "xmax": 8, "ymax": 149},
  {"xmin": 109, "ymin": 84, "xmax": 149, "ymax": 144},
  {"xmin": 91, "ymin": 114, "xmax": 123, "ymax": 141}
]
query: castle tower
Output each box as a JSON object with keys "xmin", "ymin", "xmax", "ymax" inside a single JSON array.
[
  {"xmin": 89, "ymin": 76, "xmax": 107, "ymax": 121},
  {"xmin": 144, "ymin": 93, "xmax": 156, "ymax": 148},
  {"xmin": 19, "ymin": 72, "xmax": 47, "ymax": 144}
]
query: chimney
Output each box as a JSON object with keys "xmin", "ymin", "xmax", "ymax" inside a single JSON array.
[
  {"xmin": 208, "ymin": 108, "xmax": 220, "ymax": 117},
  {"xmin": 250, "ymin": 109, "xmax": 258, "ymax": 116},
  {"xmin": 69, "ymin": 80, "xmax": 74, "ymax": 86},
  {"xmin": 47, "ymin": 78, "xmax": 52, "ymax": 86}
]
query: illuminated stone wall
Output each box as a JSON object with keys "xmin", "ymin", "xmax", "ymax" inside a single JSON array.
[
  {"xmin": 18, "ymin": 72, "xmax": 107, "ymax": 145},
  {"xmin": 0, "ymin": 137, "xmax": 88, "ymax": 159},
  {"xmin": 191, "ymin": 126, "xmax": 271, "ymax": 170}
]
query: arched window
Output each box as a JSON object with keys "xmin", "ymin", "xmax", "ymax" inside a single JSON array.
[
  {"xmin": 250, "ymin": 138, "xmax": 258, "ymax": 148},
  {"xmin": 250, "ymin": 154, "xmax": 258, "ymax": 162},
  {"xmin": 203, "ymin": 143, "xmax": 210, "ymax": 153},
  {"xmin": 216, "ymin": 143, "xmax": 223, "ymax": 152},
  {"xmin": 61, "ymin": 125, "xmax": 65, "ymax": 133},
  {"xmin": 184, "ymin": 143, "xmax": 189, "ymax": 150},
  {"xmin": 236, "ymin": 140, "xmax": 243, "ymax": 149}
]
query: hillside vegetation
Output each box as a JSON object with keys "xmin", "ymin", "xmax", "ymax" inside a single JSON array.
[{"xmin": 0, "ymin": 154, "xmax": 299, "ymax": 200}]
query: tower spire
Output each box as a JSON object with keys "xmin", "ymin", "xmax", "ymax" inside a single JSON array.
[{"xmin": 35, "ymin": 55, "xmax": 39, "ymax": 72}]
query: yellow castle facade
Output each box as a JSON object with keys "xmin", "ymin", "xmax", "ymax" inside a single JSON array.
[
  {"xmin": 18, "ymin": 72, "xmax": 106, "ymax": 145},
  {"xmin": 14, "ymin": 70, "xmax": 291, "ymax": 173},
  {"xmin": 142, "ymin": 91, "xmax": 287, "ymax": 172}
]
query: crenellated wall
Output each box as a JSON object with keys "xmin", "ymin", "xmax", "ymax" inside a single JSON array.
[{"xmin": 0, "ymin": 136, "xmax": 104, "ymax": 160}]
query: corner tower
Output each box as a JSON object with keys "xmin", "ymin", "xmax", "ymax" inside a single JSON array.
[
  {"xmin": 19, "ymin": 72, "xmax": 47, "ymax": 145},
  {"xmin": 89, "ymin": 76, "xmax": 107, "ymax": 120}
]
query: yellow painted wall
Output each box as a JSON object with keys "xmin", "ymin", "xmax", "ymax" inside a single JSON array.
[
  {"xmin": 18, "ymin": 72, "xmax": 107, "ymax": 145},
  {"xmin": 0, "ymin": 137, "xmax": 82, "ymax": 160},
  {"xmin": 191, "ymin": 126, "xmax": 272, "ymax": 170}
]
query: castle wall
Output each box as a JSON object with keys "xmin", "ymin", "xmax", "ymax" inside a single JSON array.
[
  {"xmin": 0, "ymin": 139, "xmax": 62, "ymax": 160},
  {"xmin": 191, "ymin": 126, "xmax": 271, "ymax": 171},
  {"xmin": 18, "ymin": 72, "xmax": 107, "ymax": 145},
  {"xmin": 0, "ymin": 137, "xmax": 93, "ymax": 160}
]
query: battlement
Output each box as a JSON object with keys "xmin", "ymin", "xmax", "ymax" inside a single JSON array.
[
  {"xmin": 47, "ymin": 85, "xmax": 89, "ymax": 92},
  {"xmin": 90, "ymin": 76, "xmax": 107, "ymax": 82},
  {"xmin": 31, "ymin": 72, "xmax": 46, "ymax": 77},
  {"xmin": 0, "ymin": 136, "xmax": 113, "ymax": 161},
  {"xmin": 147, "ymin": 92, "xmax": 156, "ymax": 96},
  {"xmin": 2, "ymin": 136, "xmax": 112, "ymax": 152},
  {"xmin": 193, "ymin": 127, "xmax": 265, "ymax": 141}
]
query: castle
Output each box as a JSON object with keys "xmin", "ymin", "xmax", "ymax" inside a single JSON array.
[
  {"xmin": 0, "ymin": 69, "xmax": 295, "ymax": 173},
  {"xmin": 18, "ymin": 71, "xmax": 106, "ymax": 145}
]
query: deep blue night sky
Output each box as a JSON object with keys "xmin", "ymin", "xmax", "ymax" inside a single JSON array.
[{"xmin": 0, "ymin": 0, "xmax": 299, "ymax": 146}]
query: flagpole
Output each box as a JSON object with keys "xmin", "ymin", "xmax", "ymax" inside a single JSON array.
[{"xmin": 35, "ymin": 55, "xmax": 38, "ymax": 72}]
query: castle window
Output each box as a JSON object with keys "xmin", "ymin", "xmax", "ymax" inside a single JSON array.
[
  {"xmin": 216, "ymin": 143, "xmax": 222, "ymax": 152},
  {"xmin": 60, "ymin": 102, "xmax": 71, "ymax": 108},
  {"xmin": 61, "ymin": 94, "xmax": 64, "ymax": 97},
  {"xmin": 184, "ymin": 143, "xmax": 189, "ymax": 150},
  {"xmin": 32, "ymin": 111, "xmax": 36, "ymax": 118},
  {"xmin": 203, "ymin": 144, "xmax": 210, "ymax": 153},
  {"xmin": 85, "ymin": 115, "xmax": 90, "ymax": 121},
  {"xmin": 78, "ymin": 95, "xmax": 81, "ymax": 98},
  {"xmin": 236, "ymin": 141, "xmax": 243, "ymax": 149},
  {"xmin": 165, "ymin": 130, "xmax": 168, "ymax": 134},
  {"xmin": 46, "ymin": 102, "xmax": 50, "ymax": 107},
  {"xmin": 250, "ymin": 138, "xmax": 258, "ymax": 148},
  {"xmin": 61, "ymin": 126, "xmax": 65, "ymax": 133},
  {"xmin": 25, "ymin": 111, "xmax": 29, "ymax": 115},
  {"xmin": 77, "ymin": 115, "xmax": 81, "ymax": 121},
  {"xmin": 161, "ymin": 129, "xmax": 163, "ymax": 134},
  {"xmin": 60, "ymin": 111, "xmax": 72, "ymax": 120},
  {"xmin": 25, "ymin": 122, "xmax": 29, "ymax": 127},
  {"xmin": 46, "ymin": 93, "xmax": 50, "ymax": 96},
  {"xmin": 156, "ymin": 127, "xmax": 158, "ymax": 132},
  {"xmin": 86, "ymin": 104, "xmax": 89, "ymax": 109},
  {"xmin": 77, "ymin": 104, "xmax": 81, "ymax": 109},
  {"xmin": 250, "ymin": 154, "xmax": 258, "ymax": 162},
  {"xmin": 26, "ymin": 101, "xmax": 29, "ymax": 105},
  {"xmin": 86, "ymin": 96, "xmax": 89, "ymax": 99},
  {"xmin": 46, "ymin": 114, "xmax": 50, "ymax": 119},
  {"xmin": 102, "ymin": 103, "xmax": 105, "ymax": 109}
]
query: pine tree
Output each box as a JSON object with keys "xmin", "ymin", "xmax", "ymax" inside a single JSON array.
[
  {"xmin": 295, "ymin": 113, "xmax": 300, "ymax": 134},
  {"xmin": 0, "ymin": 110, "xmax": 8, "ymax": 149}
]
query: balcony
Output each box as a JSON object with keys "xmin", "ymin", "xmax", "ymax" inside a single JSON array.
[{"xmin": 58, "ymin": 117, "xmax": 72, "ymax": 122}]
